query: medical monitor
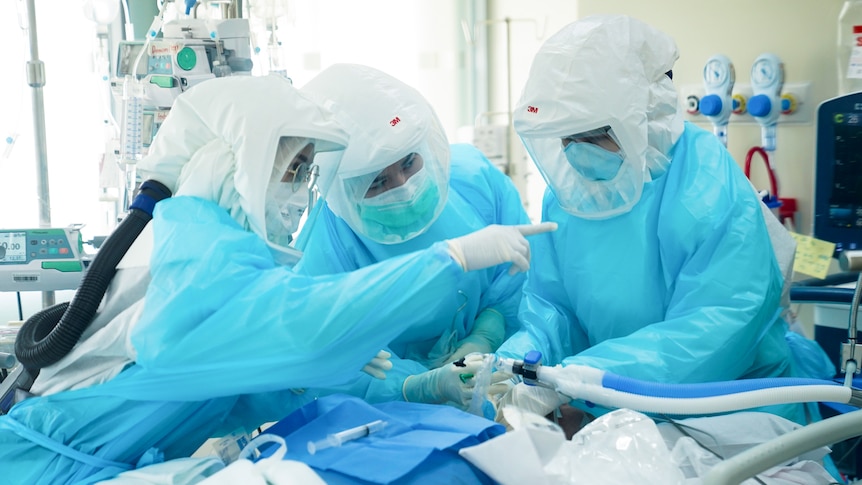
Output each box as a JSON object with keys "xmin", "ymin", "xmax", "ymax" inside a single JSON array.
[
  {"xmin": 116, "ymin": 41, "xmax": 148, "ymax": 79},
  {"xmin": 813, "ymin": 92, "xmax": 862, "ymax": 255}
]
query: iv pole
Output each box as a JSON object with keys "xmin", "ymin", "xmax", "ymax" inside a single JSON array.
[
  {"xmin": 24, "ymin": 0, "xmax": 55, "ymax": 308},
  {"xmin": 464, "ymin": 16, "xmax": 544, "ymax": 207}
]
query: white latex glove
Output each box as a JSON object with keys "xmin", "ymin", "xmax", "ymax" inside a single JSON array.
[
  {"xmin": 495, "ymin": 382, "xmax": 570, "ymax": 423},
  {"xmin": 445, "ymin": 309, "xmax": 506, "ymax": 365},
  {"xmin": 361, "ymin": 350, "xmax": 392, "ymax": 380},
  {"xmin": 446, "ymin": 222, "xmax": 558, "ymax": 275},
  {"xmin": 402, "ymin": 353, "xmax": 511, "ymax": 408}
]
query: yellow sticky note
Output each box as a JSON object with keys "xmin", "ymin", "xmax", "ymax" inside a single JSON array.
[{"xmin": 789, "ymin": 232, "xmax": 836, "ymax": 279}]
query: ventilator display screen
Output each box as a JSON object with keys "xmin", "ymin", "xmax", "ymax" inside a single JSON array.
[
  {"xmin": 828, "ymin": 114, "xmax": 862, "ymax": 229},
  {"xmin": 814, "ymin": 94, "xmax": 862, "ymax": 254},
  {"xmin": 0, "ymin": 232, "xmax": 26, "ymax": 263},
  {"xmin": 116, "ymin": 41, "xmax": 148, "ymax": 78}
]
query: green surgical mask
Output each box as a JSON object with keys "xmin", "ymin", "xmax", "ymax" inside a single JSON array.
[{"xmin": 357, "ymin": 168, "xmax": 440, "ymax": 236}]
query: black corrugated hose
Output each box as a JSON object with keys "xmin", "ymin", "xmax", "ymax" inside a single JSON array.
[{"xmin": 14, "ymin": 180, "xmax": 171, "ymax": 373}]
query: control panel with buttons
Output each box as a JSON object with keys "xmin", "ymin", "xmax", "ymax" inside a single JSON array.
[{"xmin": 0, "ymin": 227, "xmax": 89, "ymax": 291}]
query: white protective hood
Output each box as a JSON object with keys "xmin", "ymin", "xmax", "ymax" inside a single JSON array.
[
  {"xmin": 513, "ymin": 15, "xmax": 685, "ymax": 219},
  {"xmin": 138, "ymin": 74, "xmax": 348, "ymax": 261},
  {"xmin": 300, "ymin": 63, "xmax": 450, "ymax": 244}
]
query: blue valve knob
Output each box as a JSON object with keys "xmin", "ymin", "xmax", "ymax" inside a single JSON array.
[
  {"xmin": 748, "ymin": 94, "xmax": 772, "ymax": 118},
  {"xmin": 699, "ymin": 94, "xmax": 723, "ymax": 117},
  {"xmin": 524, "ymin": 350, "xmax": 542, "ymax": 366},
  {"xmin": 516, "ymin": 351, "xmax": 543, "ymax": 386}
]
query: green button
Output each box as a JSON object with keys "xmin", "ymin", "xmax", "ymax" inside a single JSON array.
[
  {"xmin": 177, "ymin": 47, "xmax": 197, "ymax": 71},
  {"xmin": 149, "ymin": 75, "xmax": 177, "ymax": 88},
  {"xmin": 41, "ymin": 261, "xmax": 82, "ymax": 272}
]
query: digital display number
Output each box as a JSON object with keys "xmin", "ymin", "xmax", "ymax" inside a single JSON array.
[{"xmin": 0, "ymin": 232, "xmax": 26, "ymax": 263}]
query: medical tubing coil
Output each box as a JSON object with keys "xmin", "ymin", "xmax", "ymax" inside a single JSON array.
[
  {"xmin": 15, "ymin": 180, "xmax": 171, "ymax": 371},
  {"xmin": 537, "ymin": 366, "xmax": 855, "ymax": 416}
]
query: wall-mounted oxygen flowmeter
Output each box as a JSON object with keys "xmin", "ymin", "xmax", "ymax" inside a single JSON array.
[
  {"xmin": 749, "ymin": 53, "xmax": 785, "ymax": 151},
  {"xmin": 0, "ymin": 227, "xmax": 89, "ymax": 292},
  {"xmin": 700, "ymin": 54, "xmax": 736, "ymax": 146}
]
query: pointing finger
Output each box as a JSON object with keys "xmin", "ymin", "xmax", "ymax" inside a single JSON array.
[{"xmin": 515, "ymin": 222, "xmax": 558, "ymax": 237}]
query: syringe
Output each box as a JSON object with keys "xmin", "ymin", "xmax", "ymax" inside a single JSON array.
[{"xmin": 306, "ymin": 419, "xmax": 387, "ymax": 455}]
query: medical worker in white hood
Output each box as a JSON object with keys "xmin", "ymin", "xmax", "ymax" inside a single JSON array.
[
  {"xmin": 296, "ymin": 64, "xmax": 550, "ymax": 410},
  {"xmin": 496, "ymin": 15, "xmax": 832, "ymax": 426},
  {"xmin": 0, "ymin": 75, "xmax": 546, "ymax": 484}
]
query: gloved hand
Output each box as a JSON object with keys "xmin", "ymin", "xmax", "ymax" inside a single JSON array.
[
  {"xmin": 495, "ymin": 382, "xmax": 570, "ymax": 425},
  {"xmin": 361, "ymin": 350, "xmax": 393, "ymax": 380},
  {"xmin": 444, "ymin": 309, "xmax": 506, "ymax": 365},
  {"xmin": 446, "ymin": 222, "xmax": 558, "ymax": 275},
  {"xmin": 402, "ymin": 353, "xmax": 511, "ymax": 408}
]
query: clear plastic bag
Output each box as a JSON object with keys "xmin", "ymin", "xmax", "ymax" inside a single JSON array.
[
  {"xmin": 547, "ymin": 408, "xmax": 686, "ymax": 484},
  {"xmin": 460, "ymin": 406, "xmax": 686, "ymax": 484}
]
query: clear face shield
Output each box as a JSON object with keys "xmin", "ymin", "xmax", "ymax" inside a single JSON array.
[
  {"xmin": 354, "ymin": 153, "xmax": 439, "ymax": 235},
  {"xmin": 520, "ymin": 120, "xmax": 645, "ymax": 220},
  {"xmin": 335, "ymin": 141, "xmax": 448, "ymax": 244},
  {"xmin": 265, "ymin": 137, "xmax": 343, "ymax": 260}
]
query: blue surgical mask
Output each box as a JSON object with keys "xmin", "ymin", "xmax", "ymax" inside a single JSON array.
[
  {"xmin": 563, "ymin": 142, "xmax": 624, "ymax": 181},
  {"xmin": 358, "ymin": 168, "xmax": 440, "ymax": 235}
]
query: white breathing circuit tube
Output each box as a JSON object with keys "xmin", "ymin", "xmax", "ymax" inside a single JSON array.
[
  {"xmin": 845, "ymin": 360, "xmax": 857, "ymax": 388},
  {"xmin": 545, "ymin": 365, "xmax": 851, "ymax": 415},
  {"xmin": 496, "ymin": 356, "xmax": 860, "ymax": 416}
]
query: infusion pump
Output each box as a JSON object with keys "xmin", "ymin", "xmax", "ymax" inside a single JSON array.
[{"xmin": 0, "ymin": 227, "xmax": 89, "ymax": 292}]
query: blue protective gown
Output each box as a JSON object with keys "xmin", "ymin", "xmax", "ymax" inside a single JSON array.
[
  {"xmin": 498, "ymin": 122, "xmax": 810, "ymax": 422},
  {"xmin": 295, "ymin": 144, "xmax": 530, "ymax": 402},
  {"xmin": 0, "ymin": 196, "xmax": 469, "ymax": 484}
]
